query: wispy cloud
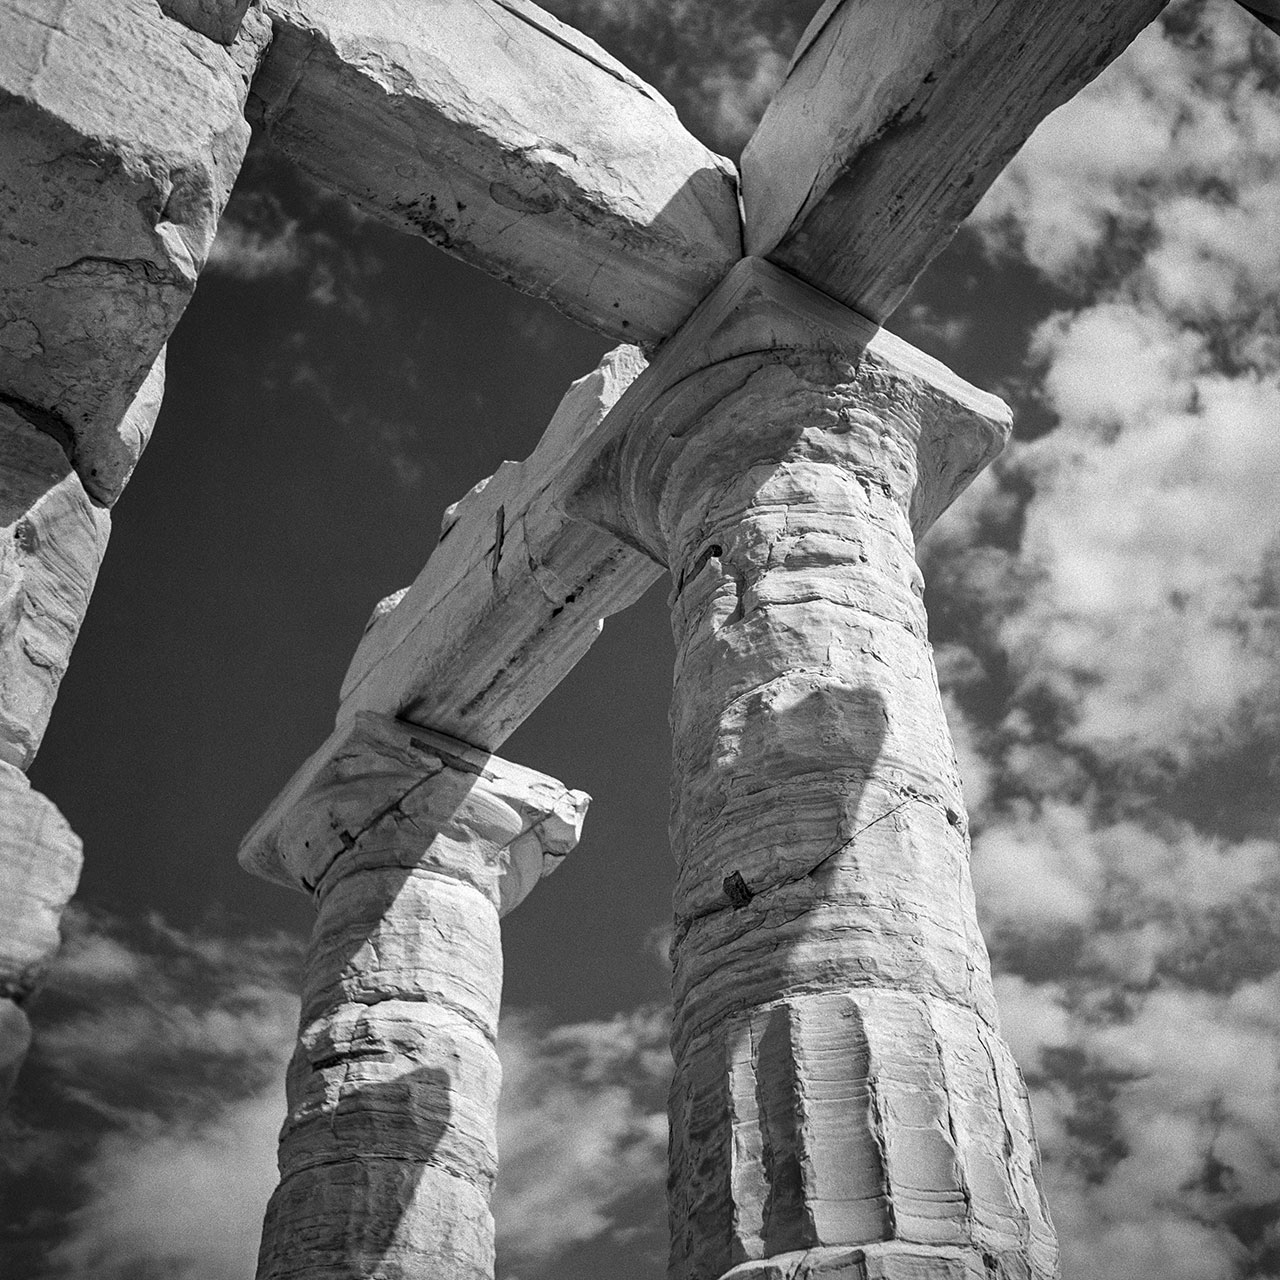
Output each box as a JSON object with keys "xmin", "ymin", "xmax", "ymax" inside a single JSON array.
[
  {"xmin": 922, "ymin": 4, "xmax": 1280, "ymax": 1275},
  {"xmin": 5, "ymin": 911, "xmax": 672, "ymax": 1280},
  {"xmin": 495, "ymin": 1005, "xmax": 670, "ymax": 1273},
  {"xmin": 4, "ymin": 910, "xmax": 300, "ymax": 1280}
]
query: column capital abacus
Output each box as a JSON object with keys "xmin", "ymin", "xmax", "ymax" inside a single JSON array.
[
  {"xmin": 240, "ymin": 711, "xmax": 589, "ymax": 916},
  {"xmin": 566, "ymin": 258, "xmax": 1011, "ymax": 566}
]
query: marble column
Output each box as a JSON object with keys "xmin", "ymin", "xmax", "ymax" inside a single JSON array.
[
  {"xmin": 252, "ymin": 713, "xmax": 588, "ymax": 1280},
  {"xmin": 581, "ymin": 262, "xmax": 1058, "ymax": 1280}
]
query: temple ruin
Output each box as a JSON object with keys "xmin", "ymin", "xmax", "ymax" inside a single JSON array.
[{"xmin": 5, "ymin": 0, "xmax": 1277, "ymax": 1275}]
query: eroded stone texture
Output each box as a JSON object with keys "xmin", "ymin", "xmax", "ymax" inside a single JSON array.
[
  {"xmin": 584, "ymin": 268, "xmax": 1057, "ymax": 1279},
  {"xmin": 159, "ymin": 0, "xmax": 254, "ymax": 45},
  {"xmin": 249, "ymin": 0, "xmax": 742, "ymax": 346},
  {"xmin": 339, "ymin": 346, "xmax": 660, "ymax": 753},
  {"xmin": 0, "ymin": 403, "xmax": 112, "ymax": 768},
  {"xmin": 253, "ymin": 715, "xmax": 587, "ymax": 1280},
  {"xmin": 0, "ymin": 761, "xmax": 83, "ymax": 1099},
  {"xmin": 0, "ymin": 0, "xmax": 269, "ymax": 503},
  {"xmin": 741, "ymin": 0, "xmax": 1166, "ymax": 324}
]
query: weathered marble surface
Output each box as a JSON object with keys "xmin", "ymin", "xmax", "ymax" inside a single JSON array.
[
  {"xmin": 241, "ymin": 714, "xmax": 588, "ymax": 908},
  {"xmin": 741, "ymin": 0, "xmax": 1166, "ymax": 324},
  {"xmin": 249, "ymin": 0, "xmax": 742, "ymax": 347},
  {"xmin": 0, "ymin": 0, "xmax": 268, "ymax": 503},
  {"xmin": 341, "ymin": 346, "xmax": 660, "ymax": 752},
  {"xmin": 0, "ymin": 403, "xmax": 111, "ymax": 768},
  {"xmin": 253, "ymin": 715, "xmax": 586, "ymax": 1280},
  {"xmin": 575, "ymin": 263, "xmax": 1056, "ymax": 1279}
]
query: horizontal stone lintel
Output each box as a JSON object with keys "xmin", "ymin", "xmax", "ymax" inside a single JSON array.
[
  {"xmin": 250, "ymin": 0, "xmax": 743, "ymax": 347},
  {"xmin": 741, "ymin": 0, "xmax": 1168, "ymax": 324}
]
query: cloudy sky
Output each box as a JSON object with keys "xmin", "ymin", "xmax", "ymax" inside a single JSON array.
[{"xmin": 5, "ymin": 1, "xmax": 1280, "ymax": 1277}]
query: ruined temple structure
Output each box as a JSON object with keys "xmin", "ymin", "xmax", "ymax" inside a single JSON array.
[{"xmin": 5, "ymin": 0, "xmax": 1278, "ymax": 1275}]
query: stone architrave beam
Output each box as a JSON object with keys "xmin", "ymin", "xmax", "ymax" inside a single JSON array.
[
  {"xmin": 247, "ymin": 713, "xmax": 588, "ymax": 1280},
  {"xmin": 244, "ymin": 347, "xmax": 659, "ymax": 894},
  {"xmin": 249, "ymin": 0, "xmax": 743, "ymax": 348},
  {"xmin": 740, "ymin": 0, "xmax": 1168, "ymax": 324},
  {"xmin": 337, "ymin": 345, "xmax": 662, "ymax": 754},
  {"xmin": 0, "ymin": 0, "xmax": 270, "ymax": 505},
  {"xmin": 568, "ymin": 258, "xmax": 1056, "ymax": 1279}
]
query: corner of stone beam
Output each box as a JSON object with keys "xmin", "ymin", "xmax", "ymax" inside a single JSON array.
[
  {"xmin": 568, "ymin": 256, "xmax": 1010, "ymax": 550},
  {"xmin": 159, "ymin": 0, "xmax": 255, "ymax": 46},
  {"xmin": 238, "ymin": 711, "xmax": 588, "ymax": 916}
]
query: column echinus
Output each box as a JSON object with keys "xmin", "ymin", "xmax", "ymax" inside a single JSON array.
[
  {"xmin": 571, "ymin": 260, "xmax": 1058, "ymax": 1280},
  {"xmin": 239, "ymin": 713, "xmax": 588, "ymax": 1280},
  {"xmin": 0, "ymin": 0, "xmax": 269, "ymax": 1098}
]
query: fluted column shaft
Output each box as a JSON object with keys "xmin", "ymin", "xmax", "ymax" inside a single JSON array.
[
  {"xmin": 254, "ymin": 716, "xmax": 587, "ymax": 1280},
  {"xmin": 589, "ymin": 283, "xmax": 1058, "ymax": 1280}
]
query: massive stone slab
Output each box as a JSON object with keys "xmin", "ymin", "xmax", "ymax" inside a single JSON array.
[
  {"xmin": 0, "ymin": 761, "xmax": 83, "ymax": 1102},
  {"xmin": 250, "ymin": 715, "xmax": 587, "ymax": 1280},
  {"xmin": 0, "ymin": 0, "xmax": 269, "ymax": 503},
  {"xmin": 740, "ymin": 0, "xmax": 1166, "ymax": 323},
  {"xmin": 249, "ymin": 0, "xmax": 743, "ymax": 347}
]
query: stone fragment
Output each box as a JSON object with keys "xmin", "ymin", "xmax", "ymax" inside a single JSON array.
[
  {"xmin": 0, "ymin": 0, "xmax": 270, "ymax": 503},
  {"xmin": 249, "ymin": 0, "xmax": 742, "ymax": 346},
  {"xmin": 740, "ymin": 0, "xmax": 1166, "ymax": 323},
  {"xmin": 251, "ymin": 714, "xmax": 586, "ymax": 1280},
  {"xmin": 159, "ymin": 0, "xmax": 254, "ymax": 45},
  {"xmin": 0, "ymin": 761, "xmax": 82, "ymax": 1003},
  {"xmin": 0, "ymin": 404, "xmax": 111, "ymax": 768}
]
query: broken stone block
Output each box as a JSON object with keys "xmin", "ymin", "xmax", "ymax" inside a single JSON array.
[
  {"xmin": 160, "ymin": 0, "xmax": 255, "ymax": 45},
  {"xmin": 0, "ymin": 404, "xmax": 111, "ymax": 769},
  {"xmin": 0, "ymin": 0, "xmax": 269, "ymax": 504}
]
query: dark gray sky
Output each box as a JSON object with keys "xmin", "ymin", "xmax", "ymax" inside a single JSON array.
[{"xmin": 5, "ymin": 2, "xmax": 1280, "ymax": 1278}]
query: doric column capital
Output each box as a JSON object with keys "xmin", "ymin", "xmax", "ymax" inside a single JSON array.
[
  {"xmin": 240, "ymin": 711, "xmax": 589, "ymax": 916},
  {"xmin": 251, "ymin": 720, "xmax": 588, "ymax": 1280},
  {"xmin": 567, "ymin": 258, "xmax": 1010, "ymax": 564}
]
